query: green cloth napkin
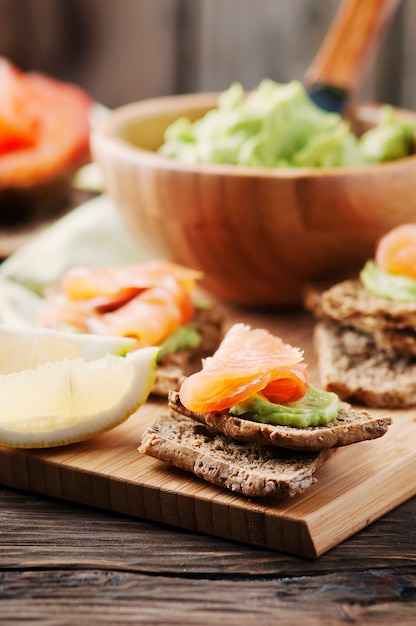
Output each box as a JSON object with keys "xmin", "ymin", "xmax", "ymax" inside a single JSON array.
[{"xmin": 0, "ymin": 195, "xmax": 150, "ymax": 327}]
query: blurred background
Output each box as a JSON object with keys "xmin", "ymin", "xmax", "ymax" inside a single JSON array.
[{"xmin": 1, "ymin": 0, "xmax": 415, "ymax": 110}]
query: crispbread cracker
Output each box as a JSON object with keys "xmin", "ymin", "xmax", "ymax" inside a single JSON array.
[
  {"xmin": 306, "ymin": 277, "xmax": 416, "ymax": 406},
  {"xmin": 320, "ymin": 279, "xmax": 416, "ymax": 328},
  {"xmin": 319, "ymin": 279, "xmax": 416, "ymax": 352},
  {"xmin": 315, "ymin": 320, "xmax": 416, "ymax": 407},
  {"xmin": 139, "ymin": 412, "xmax": 334, "ymax": 498},
  {"xmin": 167, "ymin": 391, "xmax": 391, "ymax": 450}
]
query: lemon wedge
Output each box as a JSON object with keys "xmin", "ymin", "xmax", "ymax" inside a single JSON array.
[
  {"xmin": 0, "ymin": 324, "xmax": 137, "ymax": 373},
  {"xmin": 0, "ymin": 344, "xmax": 159, "ymax": 449}
]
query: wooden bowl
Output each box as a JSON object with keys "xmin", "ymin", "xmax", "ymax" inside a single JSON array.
[{"xmin": 91, "ymin": 93, "xmax": 416, "ymax": 307}]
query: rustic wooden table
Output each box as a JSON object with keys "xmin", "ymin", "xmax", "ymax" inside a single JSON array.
[{"xmin": 1, "ymin": 477, "xmax": 415, "ymax": 625}]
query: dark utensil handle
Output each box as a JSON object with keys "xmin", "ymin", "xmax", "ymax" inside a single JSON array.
[{"xmin": 304, "ymin": 0, "xmax": 401, "ymax": 98}]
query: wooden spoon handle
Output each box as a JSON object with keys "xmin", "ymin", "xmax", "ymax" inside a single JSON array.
[{"xmin": 304, "ymin": 0, "xmax": 401, "ymax": 96}]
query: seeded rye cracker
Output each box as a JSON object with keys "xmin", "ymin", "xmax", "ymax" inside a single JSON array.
[
  {"xmin": 305, "ymin": 278, "xmax": 416, "ymax": 407},
  {"xmin": 139, "ymin": 411, "xmax": 335, "ymax": 498},
  {"xmin": 167, "ymin": 390, "xmax": 391, "ymax": 450},
  {"xmin": 139, "ymin": 390, "xmax": 391, "ymax": 498}
]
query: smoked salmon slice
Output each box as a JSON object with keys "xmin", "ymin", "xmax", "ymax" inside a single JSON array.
[
  {"xmin": 60, "ymin": 260, "xmax": 202, "ymax": 300},
  {"xmin": 41, "ymin": 260, "xmax": 201, "ymax": 347},
  {"xmin": 179, "ymin": 324, "xmax": 309, "ymax": 412},
  {"xmin": 81, "ymin": 279, "xmax": 193, "ymax": 345},
  {"xmin": 375, "ymin": 223, "xmax": 416, "ymax": 279}
]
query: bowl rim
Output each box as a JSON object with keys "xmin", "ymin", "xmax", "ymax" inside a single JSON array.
[{"xmin": 91, "ymin": 92, "xmax": 416, "ymax": 179}]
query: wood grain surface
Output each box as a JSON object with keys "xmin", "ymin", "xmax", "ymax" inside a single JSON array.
[
  {"xmin": 2, "ymin": 470, "xmax": 416, "ymax": 625},
  {"xmin": 1, "ymin": 308, "xmax": 415, "ymax": 559}
]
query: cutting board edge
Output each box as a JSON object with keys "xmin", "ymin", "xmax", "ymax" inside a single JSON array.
[
  {"xmin": 1, "ymin": 424, "xmax": 416, "ymax": 559},
  {"xmin": 302, "ymin": 444, "xmax": 416, "ymax": 556},
  {"xmin": 0, "ymin": 449, "xmax": 321, "ymax": 558}
]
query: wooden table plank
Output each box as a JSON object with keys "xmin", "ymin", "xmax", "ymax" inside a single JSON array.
[
  {"xmin": 2, "ymin": 485, "xmax": 415, "ymax": 625},
  {"xmin": 2, "ymin": 486, "xmax": 416, "ymax": 574},
  {"xmin": 0, "ymin": 567, "xmax": 415, "ymax": 626}
]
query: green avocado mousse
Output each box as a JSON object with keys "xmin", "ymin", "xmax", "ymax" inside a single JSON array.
[
  {"xmin": 159, "ymin": 79, "xmax": 414, "ymax": 169},
  {"xmin": 361, "ymin": 224, "xmax": 416, "ymax": 302},
  {"xmin": 229, "ymin": 385, "xmax": 340, "ymax": 428}
]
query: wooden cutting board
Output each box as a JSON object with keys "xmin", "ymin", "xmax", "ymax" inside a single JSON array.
[{"xmin": 0, "ymin": 308, "xmax": 415, "ymax": 558}]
